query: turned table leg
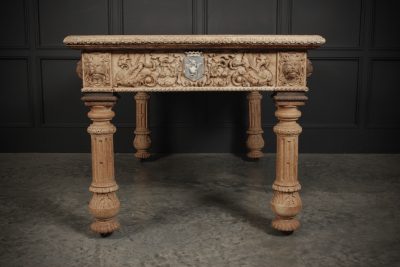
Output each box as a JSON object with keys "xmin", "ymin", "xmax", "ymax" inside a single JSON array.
[
  {"xmin": 82, "ymin": 93, "xmax": 120, "ymax": 236},
  {"xmin": 134, "ymin": 92, "xmax": 151, "ymax": 159},
  {"xmin": 270, "ymin": 92, "xmax": 307, "ymax": 233},
  {"xmin": 246, "ymin": 91, "xmax": 265, "ymax": 158}
]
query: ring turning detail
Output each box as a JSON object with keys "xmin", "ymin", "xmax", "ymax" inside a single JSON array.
[{"xmin": 65, "ymin": 34, "xmax": 325, "ymax": 236}]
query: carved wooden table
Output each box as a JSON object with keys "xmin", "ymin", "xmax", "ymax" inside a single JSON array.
[{"xmin": 64, "ymin": 35, "xmax": 325, "ymax": 236}]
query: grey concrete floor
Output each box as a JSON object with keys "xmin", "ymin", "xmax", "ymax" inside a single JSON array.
[{"xmin": 0, "ymin": 153, "xmax": 399, "ymax": 267}]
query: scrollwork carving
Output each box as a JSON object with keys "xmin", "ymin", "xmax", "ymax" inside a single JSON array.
[
  {"xmin": 114, "ymin": 53, "xmax": 183, "ymax": 87},
  {"xmin": 112, "ymin": 52, "xmax": 276, "ymax": 88},
  {"xmin": 228, "ymin": 53, "xmax": 274, "ymax": 86}
]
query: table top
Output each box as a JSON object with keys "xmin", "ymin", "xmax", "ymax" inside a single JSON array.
[
  {"xmin": 65, "ymin": 35, "xmax": 325, "ymax": 92},
  {"xmin": 63, "ymin": 35, "xmax": 325, "ymax": 50}
]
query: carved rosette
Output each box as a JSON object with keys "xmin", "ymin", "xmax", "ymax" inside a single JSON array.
[
  {"xmin": 83, "ymin": 53, "xmax": 111, "ymax": 88},
  {"xmin": 271, "ymin": 92, "xmax": 307, "ymax": 233},
  {"xmin": 277, "ymin": 52, "xmax": 306, "ymax": 87}
]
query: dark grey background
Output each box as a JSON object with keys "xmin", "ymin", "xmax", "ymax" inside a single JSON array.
[{"xmin": 1, "ymin": 0, "xmax": 399, "ymax": 153}]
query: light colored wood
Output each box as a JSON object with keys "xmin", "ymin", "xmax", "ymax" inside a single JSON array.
[
  {"xmin": 134, "ymin": 92, "xmax": 151, "ymax": 159},
  {"xmin": 82, "ymin": 93, "xmax": 120, "ymax": 235},
  {"xmin": 111, "ymin": 52, "xmax": 276, "ymax": 88},
  {"xmin": 82, "ymin": 86, "xmax": 309, "ymax": 93},
  {"xmin": 246, "ymin": 91, "xmax": 264, "ymax": 158},
  {"xmin": 67, "ymin": 35, "xmax": 325, "ymax": 236},
  {"xmin": 77, "ymin": 51, "xmax": 310, "ymax": 92},
  {"xmin": 271, "ymin": 92, "xmax": 307, "ymax": 232},
  {"xmin": 65, "ymin": 34, "xmax": 325, "ymax": 93},
  {"xmin": 63, "ymin": 34, "xmax": 326, "ymax": 50}
]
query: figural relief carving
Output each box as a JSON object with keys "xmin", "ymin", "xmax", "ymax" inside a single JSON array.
[
  {"xmin": 81, "ymin": 52, "xmax": 311, "ymax": 90},
  {"xmin": 111, "ymin": 52, "xmax": 276, "ymax": 88},
  {"xmin": 83, "ymin": 53, "xmax": 111, "ymax": 87},
  {"xmin": 277, "ymin": 52, "xmax": 306, "ymax": 87}
]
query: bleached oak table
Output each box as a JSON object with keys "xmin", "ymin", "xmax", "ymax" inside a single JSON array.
[{"xmin": 64, "ymin": 35, "xmax": 325, "ymax": 236}]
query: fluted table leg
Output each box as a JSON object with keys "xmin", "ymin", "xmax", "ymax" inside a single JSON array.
[
  {"xmin": 82, "ymin": 93, "xmax": 120, "ymax": 236},
  {"xmin": 134, "ymin": 92, "xmax": 151, "ymax": 159},
  {"xmin": 246, "ymin": 91, "xmax": 265, "ymax": 158},
  {"xmin": 271, "ymin": 92, "xmax": 307, "ymax": 233}
]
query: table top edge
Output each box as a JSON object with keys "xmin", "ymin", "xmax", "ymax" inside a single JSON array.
[{"xmin": 63, "ymin": 35, "xmax": 326, "ymax": 50}]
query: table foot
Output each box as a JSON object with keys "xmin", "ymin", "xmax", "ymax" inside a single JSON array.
[
  {"xmin": 272, "ymin": 218, "xmax": 300, "ymax": 233},
  {"xmin": 246, "ymin": 134, "xmax": 264, "ymax": 159},
  {"xmin": 134, "ymin": 149, "xmax": 151, "ymax": 159},
  {"xmin": 88, "ymin": 191, "xmax": 121, "ymax": 235},
  {"xmin": 91, "ymin": 219, "xmax": 120, "ymax": 235}
]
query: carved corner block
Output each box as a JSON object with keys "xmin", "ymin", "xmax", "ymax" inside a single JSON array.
[
  {"xmin": 82, "ymin": 53, "xmax": 112, "ymax": 88},
  {"xmin": 277, "ymin": 52, "xmax": 307, "ymax": 87}
]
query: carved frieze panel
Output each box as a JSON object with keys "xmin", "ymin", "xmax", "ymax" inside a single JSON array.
[
  {"xmin": 277, "ymin": 52, "xmax": 307, "ymax": 87},
  {"xmin": 111, "ymin": 52, "xmax": 277, "ymax": 88},
  {"xmin": 82, "ymin": 53, "xmax": 111, "ymax": 88},
  {"xmin": 113, "ymin": 53, "xmax": 183, "ymax": 88},
  {"xmin": 206, "ymin": 53, "xmax": 276, "ymax": 87},
  {"xmin": 80, "ymin": 51, "xmax": 309, "ymax": 91}
]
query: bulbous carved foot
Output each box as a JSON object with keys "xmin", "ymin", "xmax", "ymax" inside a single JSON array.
[
  {"xmin": 271, "ymin": 191, "xmax": 302, "ymax": 232},
  {"xmin": 246, "ymin": 132, "xmax": 264, "ymax": 158},
  {"xmin": 134, "ymin": 151, "xmax": 151, "ymax": 159},
  {"xmin": 247, "ymin": 151, "xmax": 264, "ymax": 159},
  {"xmin": 133, "ymin": 132, "xmax": 151, "ymax": 159},
  {"xmin": 271, "ymin": 218, "xmax": 299, "ymax": 233},
  {"xmin": 91, "ymin": 219, "xmax": 120, "ymax": 235},
  {"xmin": 89, "ymin": 192, "xmax": 121, "ymax": 235}
]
